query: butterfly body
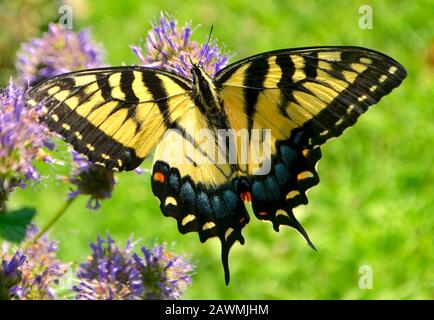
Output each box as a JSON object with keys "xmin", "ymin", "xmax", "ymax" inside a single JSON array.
[
  {"xmin": 26, "ymin": 46, "xmax": 407, "ymax": 284},
  {"xmin": 189, "ymin": 64, "xmax": 231, "ymax": 136},
  {"xmin": 191, "ymin": 64, "xmax": 219, "ymax": 109}
]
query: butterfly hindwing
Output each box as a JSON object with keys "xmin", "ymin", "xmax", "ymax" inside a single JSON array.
[
  {"xmin": 248, "ymin": 130, "xmax": 320, "ymax": 244},
  {"xmin": 150, "ymin": 105, "xmax": 250, "ymax": 284},
  {"xmin": 26, "ymin": 66, "xmax": 191, "ymax": 171}
]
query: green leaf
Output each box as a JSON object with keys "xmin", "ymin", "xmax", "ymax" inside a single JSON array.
[{"xmin": 0, "ymin": 208, "xmax": 36, "ymax": 243}]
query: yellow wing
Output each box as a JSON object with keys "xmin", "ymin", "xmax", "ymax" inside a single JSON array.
[
  {"xmin": 26, "ymin": 66, "xmax": 191, "ymax": 171},
  {"xmin": 214, "ymin": 46, "xmax": 406, "ymax": 248},
  {"xmin": 150, "ymin": 101, "xmax": 250, "ymax": 284},
  {"xmin": 216, "ymin": 46, "xmax": 407, "ymax": 174}
]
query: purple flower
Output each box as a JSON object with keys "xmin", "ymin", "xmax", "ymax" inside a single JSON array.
[
  {"xmin": 133, "ymin": 243, "xmax": 194, "ymax": 300},
  {"xmin": 0, "ymin": 81, "xmax": 53, "ymax": 211},
  {"xmin": 67, "ymin": 150, "xmax": 115, "ymax": 210},
  {"xmin": 16, "ymin": 23, "xmax": 105, "ymax": 86},
  {"xmin": 21, "ymin": 225, "xmax": 68, "ymax": 279},
  {"xmin": 0, "ymin": 250, "xmax": 25, "ymax": 299},
  {"xmin": 73, "ymin": 235, "xmax": 194, "ymax": 300},
  {"xmin": 131, "ymin": 12, "xmax": 229, "ymax": 78},
  {"xmin": 0, "ymin": 225, "xmax": 68, "ymax": 300},
  {"xmin": 73, "ymin": 236, "xmax": 144, "ymax": 300}
]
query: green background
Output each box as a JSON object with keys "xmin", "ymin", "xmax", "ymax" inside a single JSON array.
[{"xmin": 3, "ymin": 0, "xmax": 433, "ymax": 299}]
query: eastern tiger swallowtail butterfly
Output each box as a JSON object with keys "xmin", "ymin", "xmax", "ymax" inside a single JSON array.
[{"xmin": 26, "ymin": 46, "xmax": 406, "ymax": 284}]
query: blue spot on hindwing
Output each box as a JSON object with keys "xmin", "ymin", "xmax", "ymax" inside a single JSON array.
[
  {"xmin": 222, "ymin": 190, "xmax": 238, "ymax": 212},
  {"xmin": 280, "ymin": 145, "xmax": 298, "ymax": 169},
  {"xmin": 212, "ymin": 195, "xmax": 228, "ymax": 218},
  {"xmin": 180, "ymin": 181, "xmax": 196, "ymax": 210},
  {"xmin": 197, "ymin": 191, "xmax": 213, "ymax": 217},
  {"xmin": 167, "ymin": 171, "xmax": 180, "ymax": 193},
  {"xmin": 264, "ymin": 175, "xmax": 280, "ymax": 202},
  {"xmin": 274, "ymin": 163, "xmax": 290, "ymax": 187},
  {"xmin": 251, "ymin": 180, "xmax": 267, "ymax": 202}
]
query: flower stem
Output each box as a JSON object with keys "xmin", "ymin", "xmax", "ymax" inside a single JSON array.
[
  {"xmin": 0, "ymin": 179, "xmax": 11, "ymax": 215},
  {"xmin": 24, "ymin": 196, "xmax": 75, "ymax": 247},
  {"xmin": 0, "ymin": 189, "xmax": 7, "ymax": 215}
]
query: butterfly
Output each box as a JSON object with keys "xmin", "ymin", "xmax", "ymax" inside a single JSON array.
[{"xmin": 26, "ymin": 46, "xmax": 406, "ymax": 284}]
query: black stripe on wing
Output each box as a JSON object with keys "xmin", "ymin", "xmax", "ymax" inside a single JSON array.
[{"xmin": 243, "ymin": 58, "xmax": 269, "ymax": 135}]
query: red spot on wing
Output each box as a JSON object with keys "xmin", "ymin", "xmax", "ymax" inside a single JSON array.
[{"xmin": 240, "ymin": 192, "xmax": 252, "ymax": 202}]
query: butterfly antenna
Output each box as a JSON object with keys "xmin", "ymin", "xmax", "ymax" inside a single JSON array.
[
  {"xmin": 198, "ymin": 25, "xmax": 214, "ymax": 65},
  {"xmin": 187, "ymin": 52, "xmax": 194, "ymax": 66},
  {"xmin": 152, "ymin": 44, "xmax": 190, "ymax": 69}
]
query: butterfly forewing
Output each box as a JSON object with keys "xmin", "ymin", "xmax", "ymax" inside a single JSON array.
[
  {"xmin": 26, "ymin": 66, "xmax": 191, "ymax": 171},
  {"xmin": 216, "ymin": 46, "xmax": 407, "ymax": 149}
]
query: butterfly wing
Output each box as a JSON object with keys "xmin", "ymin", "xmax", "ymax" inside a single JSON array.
[
  {"xmin": 26, "ymin": 66, "xmax": 191, "ymax": 171},
  {"xmin": 216, "ymin": 47, "xmax": 406, "ymax": 241},
  {"xmin": 150, "ymin": 105, "xmax": 250, "ymax": 284},
  {"xmin": 217, "ymin": 46, "xmax": 407, "ymax": 149},
  {"xmin": 26, "ymin": 64, "xmax": 249, "ymax": 284}
]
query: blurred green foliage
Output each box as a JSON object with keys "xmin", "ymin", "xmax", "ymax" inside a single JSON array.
[
  {"xmin": 0, "ymin": 0, "xmax": 57, "ymax": 85},
  {"xmin": 4, "ymin": 0, "xmax": 434, "ymax": 299}
]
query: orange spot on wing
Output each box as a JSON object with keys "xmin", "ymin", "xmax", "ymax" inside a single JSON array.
[
  {"xmin": 153, "ymin": 172, "xmax": 166, "ymax": 183},
  {"xmin": 258, "ymin": 211, "xmax": 267, "ymax": 217},
  {"xmin": 240, "ymin": 192, "xmax": 252, "ymax": 202}
]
